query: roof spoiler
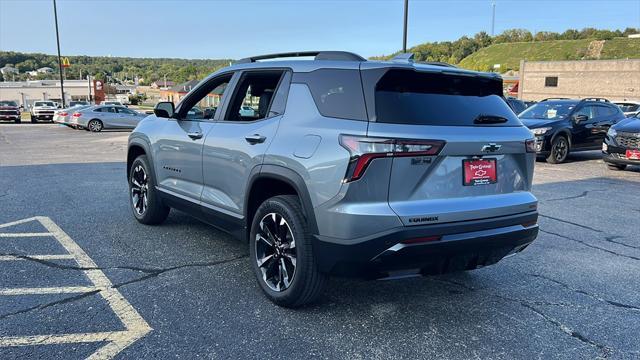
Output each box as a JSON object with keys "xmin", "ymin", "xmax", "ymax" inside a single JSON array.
[{"xmin": 235, "ymin": 51, "xmax": 366, "ymax": 64}]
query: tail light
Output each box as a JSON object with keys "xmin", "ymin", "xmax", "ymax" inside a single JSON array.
[
  {"xmin": 525, "ymin": 138, "xmax": 536, "ymax": 153},
  {"xmin": 59, "ymin": 112, "xmax": 68, "ymax": 116},
  {"xmin": 339, "ymin": 135, "xmax": 445, "ymax": 182},
  {"xmin": 72, "ymin": 112, "xmax": 81, "ymax": 117}
]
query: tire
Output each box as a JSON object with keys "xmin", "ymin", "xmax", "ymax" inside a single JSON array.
[
  {"xmin": 606, "ymin": 163, "xmax": 627, "ymax": 171},
  {"xmin": 128, "ymin": 155, "xmax": 169, "ymax": 225},
  {"xmin": 14, "ymin": 118, "xmax": 21, "ymax": 124},
  {"xmin": 88, "ymin": 119, "xmax": 103, "ymax": 132},
  {"xmin": 546, "ymin": 136, "xmax": 569, "ymax": 164},
  {"xmin": 250, "ymin": 195, "xmax": 326, "ymax": 308},
  {"xmin": 30, "ymin": 115, "xmax": 36, "ymax": 123}
]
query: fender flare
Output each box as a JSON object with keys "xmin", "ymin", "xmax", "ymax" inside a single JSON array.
[
  {"xmin": 245, "ymin": 164, "xmax": 318, "ymax": 235},
  {"xmin": 551, "ymin": 128, "xmax": 572, "ymax": 148},
  {"xmin": 127, "ymin": 136, "xmax": 157, "ymax": 181}
]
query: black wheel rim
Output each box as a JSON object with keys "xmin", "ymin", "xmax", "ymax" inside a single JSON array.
[
  {"xmin": 554, "ymin": 139, "xmax": 568, "ymax": 161},
  {"xmin": 255, "ymin": 213, "xmax": 297, "ymax": 292},
  {"xmin": 130, "ymin": 165, "xmax": 148, "ymax": 216}
]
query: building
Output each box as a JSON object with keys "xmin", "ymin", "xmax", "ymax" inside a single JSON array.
[
  {"xmin": 0, "ymin": 80, "xmax": 92, "ymax": 107},
  {"xmin": 151, "ymin": 80, "xmax": 175, "ymax": 89},
  {"xmin": 517, "ymin": 59, "xmax": 640, "ymax": 101}
]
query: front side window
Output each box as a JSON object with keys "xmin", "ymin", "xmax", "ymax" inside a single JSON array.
[
  {"xmin": 224, "ymin": 70, "xmax": 284, "ymax": 121},
  {"xmin": 182, "ymin": 75, "xmax": 230, "ymax": 120},
  {"xmin": 574, "ymin": 106, "xmax": 595, "ymax": 119}
]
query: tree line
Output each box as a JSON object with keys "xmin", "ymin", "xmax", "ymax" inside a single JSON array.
[{"xmin": 371, "ymin": 27, "xmax": 639, "ymax": 64}]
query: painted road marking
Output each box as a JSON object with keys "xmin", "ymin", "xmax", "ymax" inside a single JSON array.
[{"xmin": 0, "ymin": 216, "xmax": 152, "ymax": 360}]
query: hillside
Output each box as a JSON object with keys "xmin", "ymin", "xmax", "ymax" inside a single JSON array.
[
  {"xmin": 0, "ymin": 51, "xmax": 231, "ymax": 85},
  {"xmin": 458, "ymin": 38, "xmax": 640, "ymax": 71}
]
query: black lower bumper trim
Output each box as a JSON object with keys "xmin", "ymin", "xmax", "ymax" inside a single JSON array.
[{"xmin": 312, "ymin": 211, "xmax": 538, "ymax": 278}]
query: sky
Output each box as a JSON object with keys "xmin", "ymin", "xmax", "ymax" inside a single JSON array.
[{"xmin": 1, "ymin": 0, "xmax": 639, "ymax": 60}]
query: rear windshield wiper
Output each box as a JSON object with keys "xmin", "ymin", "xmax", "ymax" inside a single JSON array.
[{"xmin": 474, "ymin": 115, "xmax": 508, "ymax": 124}]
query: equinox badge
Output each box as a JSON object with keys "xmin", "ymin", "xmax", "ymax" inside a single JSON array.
[{"xmin": 481, "ymin": 143, "xmax": 502, "ymax": 153}]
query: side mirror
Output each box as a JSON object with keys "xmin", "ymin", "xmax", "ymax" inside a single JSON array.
[
  {"xmin": 573, "ymin": 114, "xmax": 588, "ymax": 123},
  {"xmin": 154, "ymin": 102, "xmax": 175, "ymax": 118}
]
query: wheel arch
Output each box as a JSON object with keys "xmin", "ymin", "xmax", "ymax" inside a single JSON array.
[
  {"xmin": 551, "ymin": 128, "xmax": 572, "ymax": 148},
  {"xmin": 127, "ymin": 138, "xmax": 156, "ymax": 181},
  {"xmin": 245, "ymin": 165, "xmax": 318, "ymax": 241}
]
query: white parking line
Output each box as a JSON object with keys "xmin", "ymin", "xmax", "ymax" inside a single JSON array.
[{"xmin": 0, "ymin": 216, "xmax": 152, "ymax": 359}]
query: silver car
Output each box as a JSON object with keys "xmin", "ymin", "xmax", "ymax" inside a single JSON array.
[
  {"xmin": 54, "ymin": 105, "xmax": 91, "ymax": 127},
  {"xmin": 127, "ymin": 51, "xmax": 539, "ymax": 307},
  {"xmin": 74, "ymin": 105, "xmax": 148, "ymax": 132}
]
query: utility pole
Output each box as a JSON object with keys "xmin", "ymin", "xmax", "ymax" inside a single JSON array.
[
  {"xmin": 403, "ymin": 0, "xmax": 409, "ymax": 52},
  {"xmin": 491, "ymin": 1, "xmax": 496, "ymax": 36},
  {"xmin": 53, "ymin": 0, "xmax": 65, "ymax": 107}
]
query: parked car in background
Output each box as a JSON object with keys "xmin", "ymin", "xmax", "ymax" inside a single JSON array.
[
  {"xmin": 614, "ymin": 101, "xmax": 640, "ymax": 118},
  {"xmin": 519, "ymin": 98, "xmax": 625, "ymax": 163},
  {"xmin": 73, "ymin": 105, "xmax": 148, "ymax": 132},
  {"xmin": 602, "ymin": 113, "xmax": 640, "ymax": 170},
  {"xmin": 524, "ymin": 100, "xmax": 537, "ymax": 108},
  {"xmin": 69, "ymin": 100, "xmax": 90, "ymax": 107},
  {"xmin": 506, "ymin": 97, "xmax": 527, "ymax": 114},
  {"xmin": 127, "ymin": 51, "xmax": 539, "ymax": 307},
  {"xmin": 0, "ymin": 100, "xmax": 21, "ymax": 123},
  {"xmin": 30, "ymin": 101, "xmax": 57, "ymax": 122},
  {"xmin": 239, "ymin": 105, "xmax": 255, "ymax": 117},
  {"xmin": 54, "ymin": 105, "xmax": 91, "ymax": 127}
]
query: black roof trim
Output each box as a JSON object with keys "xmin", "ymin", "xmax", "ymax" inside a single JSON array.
[{"xmin": 235, "ymin": 51, "xmax": 366, "ymax": 64}]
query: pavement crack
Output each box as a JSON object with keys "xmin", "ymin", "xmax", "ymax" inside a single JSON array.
[
  {"xmin": 527, "ymin": 273, "xmax": 640, "ymax": 312},
  {"xmin": 0, "ymin": 290, "xmax": 100, "ymax": 321},
  {"xmin": 602, "ymin": 235, "xmax": 640, "ymax": 251},
  {"xmin": 519, "ymin": 302, "xmax": 612, "ymax": 358},
  {"xmin": 539, "ymin": 214, "xmax": 603, "ymax": 233},
  {"xmin": 545, "ymin": 189, "xmax": 604, "ymax": 202},
  {"xmin": 539, "ymin": 229, "xmax": 640, "ymax": 261}
]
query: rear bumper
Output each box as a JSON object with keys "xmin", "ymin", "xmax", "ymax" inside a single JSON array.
[{"xmin": 312, "ymin": 211, "xmax": 538, "ymax": 278}]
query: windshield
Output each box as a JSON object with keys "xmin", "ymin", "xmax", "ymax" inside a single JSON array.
[
  {"xmin": 519, "ymin": 101, "xmax": 576, "ymax": 120},
  {"xmin": 35, "ymin": 101, "xmax": 55, "ymax": 107},
  {"xmin": 0, "ymin": 101, "xmax": 18, "ymax": 107}
]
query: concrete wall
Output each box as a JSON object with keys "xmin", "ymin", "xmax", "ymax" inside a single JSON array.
[{"xmin": 518, "ymin": 59, "xmax": 640, "ymax": 101}]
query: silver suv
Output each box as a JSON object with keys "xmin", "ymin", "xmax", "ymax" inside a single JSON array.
[{"xmin": 127, "ymin": 51, "xmax": 539, "ymax": 307}]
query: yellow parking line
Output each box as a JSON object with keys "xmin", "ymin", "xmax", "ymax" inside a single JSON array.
[
  {"xmin": 0, "ymin": 254, "xmax": 75, "ymax": 261},
  {"xmin": 0, "ymin": 232, "xmax": 52, "ymax": 237},
  {"xmin": 0, "ymin": 286, "xmax": 100, "ymax": 295},
  {"xmin": 0, "ymin": 217, "xmax": 152, "ymax": 360}
]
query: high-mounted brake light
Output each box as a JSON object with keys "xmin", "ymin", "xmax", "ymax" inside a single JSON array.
[
  {"xmin": 72, "ymin": 112, "xmax": 81, "ymax": 117},
  {"xmin": 339, "ymin": 135, "xmax": 445, "ymax": 182}
]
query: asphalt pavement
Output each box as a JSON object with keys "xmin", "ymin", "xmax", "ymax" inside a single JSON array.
[{"xmin": 0, "ymin": 124, "xmax": 639, "ymax": 359}]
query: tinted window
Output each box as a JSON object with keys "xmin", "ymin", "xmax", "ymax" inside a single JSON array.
[
  {"xmin": 545, "ymin": 76, "xmax": 558, "ymax": 87},
  {"xmin": 293, "ymin": 69, "xmax": 366, "ymax": 120},
  {"xmin": 0, "ymin": 101, "xmax": 17, "ymax": 106},
  {"xmin": 574, "ymin": 106, "xmax": 596, "ymax": 119},
  {"xmin": 374, "ymin": 69, "xmax": 519, "ymax": 126},
  {"xmin": 617, "ymin": 103, "xmax": 639, "ymax": 112},
  {"xmin": 507, "ymin": 99, "xmax": 526, "ymax": 114},
  {"xmin": 519, "ymin": 101, "xmax": 577, "ymax": 120},
  {"xmin": 595, "ymin": 105, "xmax": 619, "ymax": 117}
]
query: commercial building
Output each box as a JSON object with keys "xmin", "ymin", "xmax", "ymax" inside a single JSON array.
[
  {"xmin": 0, "ymin": 79, "xmax": 92, "ymax": 107},
  {"xmin": 517, "ymin": 59, "xmax": 640, "ymax": 101}
]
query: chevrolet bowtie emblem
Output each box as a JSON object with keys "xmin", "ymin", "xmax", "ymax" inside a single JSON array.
[{"xmin": 481, "ymin": 143, "xmax": 502, "ymax": 152}]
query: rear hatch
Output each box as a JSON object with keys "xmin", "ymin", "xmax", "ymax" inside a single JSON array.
[{"xmin": 360, "ymin": 65, "xmax": 537, "ymax": 226}]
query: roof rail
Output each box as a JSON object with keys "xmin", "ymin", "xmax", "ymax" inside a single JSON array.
[
  {"xmin": 539, "ymin": 98, "xmax": 570, "ymax": 102},
  {"xmin": 580, "ymin": 97, "xmax": 610, "ymax": 103},
  {"xmin": 235, "ymin": 51, "xmax": 366, "ymax": 64}
]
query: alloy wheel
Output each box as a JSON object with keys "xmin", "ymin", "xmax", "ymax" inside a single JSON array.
[
  {"xmin": 89, "ymin": 120, "xmax": 102, "ymax": 132},
  {"xmin": 255, "ymin": 212, "xmax": 297, "ymax": 292},
  {"xmin": 130, "ymin": 165, "xmax": 149, "ymax": 216},
  {"xmin": 553, "ymin": 138, "xmax": 568, "ymax": 162}
]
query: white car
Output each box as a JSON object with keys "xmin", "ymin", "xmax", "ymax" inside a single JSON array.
[
  {"xmin": 614, "ymin": 101, "xmax": 640, "ymax": 117},
  {"xmin": 30, "ymin": 101, "xmax": 57, "ymax": 122}
]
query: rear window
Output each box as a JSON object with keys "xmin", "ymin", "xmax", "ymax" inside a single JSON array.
[
  {"xmin": 292, "ymin": 69, "xmax": 366, "ymax": 120},
  {"xmin": 374, "ymin": 69, "xmax": 520, "ymax": 126}
]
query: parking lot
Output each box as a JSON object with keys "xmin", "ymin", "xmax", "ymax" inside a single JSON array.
[{"xmin": 0, "ymin": 124, "xmax": 639, "ymax": 359}]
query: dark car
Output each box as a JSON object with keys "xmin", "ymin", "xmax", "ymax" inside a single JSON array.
[
  {"xmin": 602, "ymin": 113, "xmax": 640, "ymax": 170},
  {"xmin": 519, "ymin": 98, "xmax": 626, "ymax": 163},
  {"xmin": 0, "ymin": 100, "xmax": 21, "ymax": 123},
  {"xmin": 506, "ymin": 97, "xmax": 527, "ymax": 115}
]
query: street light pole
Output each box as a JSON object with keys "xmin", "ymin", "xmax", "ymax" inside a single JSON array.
[
  {"xmin": 53, "ymin": 0, "xmax": 65, "ymax": 107},
  {"xmin": 491, "ymin": 1, "xmax": 496, "ymax": 36},
  {"xmin": 402, "ymin": 0, "xmax": 409, "ymax": 52}
]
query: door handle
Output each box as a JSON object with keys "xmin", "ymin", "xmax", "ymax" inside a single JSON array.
[
  {"xmin": 245, "ymin": 134, "xmax": 266, "ymax": 144},
  {"xmin": 187, "ymin": 132, "xmax": 203, "ymax": 140}
]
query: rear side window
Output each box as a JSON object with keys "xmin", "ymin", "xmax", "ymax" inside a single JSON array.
[
  {"xmin": 292, "ymin": 69, "xmax": 366, "ymax": 120},
  {"xmin": 374, "ymin": 69, "xmax": 520, "ymax": 126}
]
